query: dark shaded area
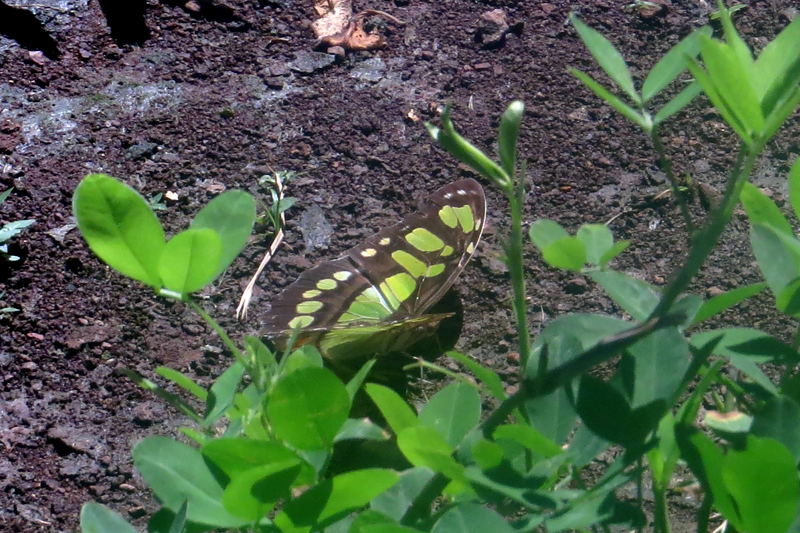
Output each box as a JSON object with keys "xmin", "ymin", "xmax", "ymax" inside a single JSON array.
[
  {"xmin": 96, "ymin": 0, "xmax": 150, "ymax": 44},
  {"xmin": 0, "ymin": 1, "xmax": 59, "ymax": 59}
]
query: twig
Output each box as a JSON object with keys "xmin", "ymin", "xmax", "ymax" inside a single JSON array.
[{"xmin": 236, "ymin": 174, "xmax": 286, "ymax": 319}]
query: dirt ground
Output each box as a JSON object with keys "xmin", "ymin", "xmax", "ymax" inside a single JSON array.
[{"xmin": 1, "ymin": 0, "xmax": 799, "ymax": 531}]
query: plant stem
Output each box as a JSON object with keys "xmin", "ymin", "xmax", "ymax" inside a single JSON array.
[
  {"xmin": 650, "ymin": 130, "xmax": 695, "ymax": 235},
  {"xmin": 507, "ymin": 174, "xmax": 531, "ymax": 370},
  {"xmin": 649, "ymin": 142, "xmax": 762, "ymax": 320},
  {"xmin": 653, "ymin": 480, "xmax": 671, "ymax": 533},
  {"xmin": 188, "ymin": 299, "xmax": 249, "ymax": 369}
]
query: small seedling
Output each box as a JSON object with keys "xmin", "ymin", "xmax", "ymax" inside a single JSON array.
[{"xmin": 0, "ymin": 188, "xmax": 35, "ymax": 262}]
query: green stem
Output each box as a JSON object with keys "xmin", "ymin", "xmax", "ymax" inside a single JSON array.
[
  {"xmin": 507, "ymin": 175, "xmax": 531, "ymax": 370},
  {"xmin": 653, "ymin": 480, "xmax": 671, "ymax": 533},
  {"xmin": 651, "ymin": 130, "xmax": 695, "ymax": 235},
  {"xmin": 187, "ymin": 299, "xmax": 249, "ymax": 370},
  {"xmin": 696, "ymin": 493, "xmax": 712, "ymax": 533},
  {"xmin": 650, "ymin": 142, "xmax": 762, "ymax": 319}
]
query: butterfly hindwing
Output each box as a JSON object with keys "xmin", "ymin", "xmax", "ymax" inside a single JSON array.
[{"xmin": 261, "ymin": 179, "xmax": 486, "ymax": 359}]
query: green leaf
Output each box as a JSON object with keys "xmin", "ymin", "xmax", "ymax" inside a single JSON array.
[
  {"xmin": 529, "ymin": 219, "xmax": 570, "ymax": 250},
  {"xmin": 576, "ymin": 375, "xmax": 665, "ymax": 450},
  {"xmin": 723, "ymin": 436, "xmax": 800, "ymax": 533},
  {"xmin": 642, "ymin": 26, "xmax": 712, "ymax": 103},
  {"xmin": 274, "ymin": 469, "xmax": 399, "ymax": 533},
  {"xmin": 334, "ymin": 418, "xmax": 389, "ymax": 442},
  {"xmin": 365, "ymin": 383, "xmax": 419, "ymax": 436},
  {"xmin": 431, "ymin": 503, "xmax": 516, "ymax": 533},
  {"xmin": 446, "ymin": 351, "xmax": 506, "ymax": 400},
  {"xmin": 268, "ymin": 367, "xmax": 350, "ymax": 450},
  {"xmin": 751, "ymin": 223, "xmax": 800, "ymax": 298},
  {"xmin": 590, "ymin": 270, "xmax": 660, "ymax": 321},
  {"xmin": 777, "ymin": 278, "xmax": 800, "ymax": 315},
  {"xmin": 133, "ymin": 436, "xmax": 248, "ymax": 528},
  {"xmin": 245, "ymin": 335, "xmax": 278, "ymax": 383},
  {"xmin": 576, "ymin": 224, "xmax": 614, "ymax": 265},
  {"xmin": 704, "ymin": 410, "xmax": 752, "ymax": 437},
  {"xmin": 493, "ymin": 424, "xmax": 562, "ymax": 458},
  {"xmin": 686, "ymin": 57, "xmax": 752, "ymax": 145},
  {"xmin": 346, "ymin": 359, "xmax": 376, "ymax": 402},
  {"xmin": 741, "ymin": 182, "xmax": 793, "ymax": 234},
  {"xmin": 370, "ymin": 467, "xmax": 435, "ymax": 522},
  {"xmin": 693, "ymin": 282, "xmax": 767, "ymax": 324},
  {"xmin": 80, "ymin": 502, "xmax": 139, "ymax": 533},
  {"xmin": 685, "ymin": 432, "xmax": 741, "ymax": 528},
  {"xmin": 158, "ymin": 228, "xmax": 222, "ymax": 296},
  {"xmin": 121, "ymin": 369, "xmax": 201, "ymax": 423},
  {"xmin": 598, "ymin": 240, "xmax": 630, "ymax": 267},
  {"xmin": 204, "ymin": 361, "xmax": 245, "ymax": 427},
  {"xmin": 419, "ymin": 382, "xmax": 481, "ymax": 448},
  {"xmin": 397, "ymin": 426, "xmax": 466, "ymax": 482},
  {"xmin": 653, "ymin": 81, "xmax": 704, "ymax": 125},
  {"xmin": 626, "ymin": 327, "xmax": 690, "ymax": 407},
  {"xmin": 570, "ymin": 15, "xmax": 640, "ymax": 105},
  {"xmin": 426, "ymin": 106, "xmax": 510, "ymax": 191},
  {"xmin": 751, "ymin": 396, "xmax": 800, "ymax": 463},
  {"xmin": 202, "ymin": 438, "xmax": 312, "ymax": 485},
  {"xmin": 542, "ymin": 236, "xmax": 586, "ymax": 271},
  {"xmin": 191, "ymin": 190, "xmax": 255, "ymax": 280},
  {"xmin": 156, "ymin": 366, "xmax": 207, "ymax": 402},
  {"xmin": 761, "ymin": 85, "xmax": 800, "ymax": 144},
  {"xmin": 753, "ymin": 16, "xmax": 800, "ymax": 114},
  {"xmin": 700, "ymin": 36, "xmax": 764, "ymax": 135},
  {"xmin": 498, "ymin": 100, "xmax": 524, "ymax": 177},
  {"xmin": 790, "ymin": 159, "xmax": 800, "ymax": 223},
  {"xmin": 73, "ymin": 174, "xmax": 165, "ymax": 288},
  {"xmin": 570, "ymin": 69, "xmax": 649, "ymax": 129},
  {"xmin": 222, "ymin": 459, "xmax": 302, "ymax": 521}
]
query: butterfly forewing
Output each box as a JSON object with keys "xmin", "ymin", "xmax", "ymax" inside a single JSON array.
[{"xmin": 261, "ymin": 179, "xmax": 486, "ymax": 358}]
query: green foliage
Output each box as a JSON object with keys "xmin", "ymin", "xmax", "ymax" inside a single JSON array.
[
  {"xmin": 0, "ymin": 187, "xmax": 36, "ymax": 262},
  {"xmin": 77, "ymin": 9, "xmax": 800, "ymax": 533}
]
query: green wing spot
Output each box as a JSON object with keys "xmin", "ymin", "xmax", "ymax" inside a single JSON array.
[
  {"xmin": 302, "ymin": 289, "xmax": 322, "ymax": 298},
  {"xmin": 297, "ymin": 301, "xmax": 323, "ymax": 314},
  {"xmin": 467, "ymin": 243, "xmax": 475, "ymax": 254},
  {"xmin": 381, "ymin": 272, "xmax": 416, "ymax": 307},
  {"xmin": 289, "ymin": 315, "xmax": 315, "ymax": 329},
  {"xmin": 333, "ymin": 270, "xmax": 352, "ymax": 281},
  {"xmin": 392, "ymin": 250, "xmax": 427, "ymax": 278},
  {"xmin": 341, "ymin": 287, "xmax": 393, "ymax": 322},
  {"xmin": 426, "ymin": 263, "xmax": 445, "ymax": 277},
  {"xmin": 440, "ymin": 245, "xmax": 454, "ymax": 257},
  {"xmin": 474, "ymin": 217, "xmax": 483, "ymax": 232},
  {"xmin": 379, "ymin": 237, "xmax": 391, "ymax": 246},
  {"xmin": 453, "ymin": 205, "xmax": 475, "ymax": 233},
  {"xmin": 438, "ymin": 206, "xmax": 459, "ymax": 228},
  {"xmin": 361, "ymin": 248, "xmax": 377, "ymax": 257},
  {"xmin": 406, "ymin": 228, "xmax": 445, "ymax": 252},
  {"xmin": 317, "ymin": 278, "xmax": 337, "ymax": 290}
]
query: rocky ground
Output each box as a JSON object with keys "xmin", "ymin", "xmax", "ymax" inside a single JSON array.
[{"xmin": 1, "ymin": 0, "xmax": 799, "ymax": 531}]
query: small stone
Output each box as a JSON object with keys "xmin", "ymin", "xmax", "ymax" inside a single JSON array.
[
  {"xmin": 27, "ymin": 332, "xmax": 45, "ymax": 341},
  {"xmin": 473, "ymin": 62, "xmax": 491, "ymax": 71},
  {"xmin": 119, "ymin": 483, "xmax": 136, "ymax": 492},
  {"xmin": 327, "ymin": 46, "xmax": 346, "ymax": 58},
  {"xmin": 706, "ymin": 286, "xmax": 724, "ymax": 298},
  {"xmin": 506, "ymin": 351, "xmax": 520, "ymax": 364},
  {"xmin": 505, "ymin": 383, "xmax": 519, "ymax": 395},
  {"xmin": 21, "ymin": 362, "xmax": 38, "ymax": 371},
  {"xmin": 565, "ymin": 278, "xmax": 588, "ymax": 295}
]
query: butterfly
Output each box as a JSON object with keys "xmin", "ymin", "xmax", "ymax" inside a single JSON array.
[{"xmin": 261, "ymin": 179, "xmax": 486, "ymax": 361}]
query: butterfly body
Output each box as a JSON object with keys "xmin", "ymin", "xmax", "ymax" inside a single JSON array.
[{"xmin": 261, "ymin": 179, "xmax": 486, "ymax": 360}]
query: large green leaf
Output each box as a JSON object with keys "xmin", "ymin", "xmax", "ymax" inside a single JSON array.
[
  {"xmin": 751, "ymin": 396, "xmax": 800, "ymax": 463},
  {"xmin": 191, "ymin": 190, "xmax": 255, "ymax": 279},
  {"xmin": 723, "ymin": 436, "xmax": 800, "ymax": 533},
  {"xmin": 73, "ymin": 174, "xmax": 165, "ymax": 288},
  {"xmin": 222, "ymin": 459, "xmax": 302, "ymax": 521},
  {"xmin": 753, "ymin": 15, "xmax": 800, "ymax": 113},
  {"xmin": 158, "ymin": 228, "xmax": 222, "ymax": 296},
  {"xmin": 431, "ymin": 503, "xmax": 516, "ymax": 533},
  {"xmin": 133, "ymin": 436, "xmax": 248, "ymax": 528},
  {"xmin": 370, "ymin": 467, "xmax": 435, "ymax": 522},
  {"xmin": 80, "ymin": 502, "xmax": 139, "ymax": 533},
  {"xmin": 201, "ymin": 438, "xmax": 312, "ymax": 484},
  {"xmin": 751, "ymin": 223, "xmax": 800, "ymax": 298},
  {"xmin": 693, "ymin": 283, "xmax": 767, "ymax": 324},
  {"xmin": 741, "ymin": 182, "xmax": 793, "ymax": 235},
  {"xmin": 419, "ymin": 382, "xmax": 481, "ymax": 448},
  {"xmin": 274, "ymin": 469, "xmax": 399, "ymax": 533},
  {"xmin": 397, "ymin": 426, "xmax": 466, "ymax": 482},
  {"xmin": 625, "ymin": 327, "xmax": 690, "ymax": 407},
  {"xmin": 365, "ymin": 383, "xmax": 419, "ymax": 436},
  {"xmin": 790, "ymin": 159, "xmax": 800, "ymax": 223},
  {"xmin": 577, "ymin": 224, "xmax": 614, "ymax": 266},
  {"xmin": 267, "ymin": 367, "xmax": 350, "ymax": 450}
]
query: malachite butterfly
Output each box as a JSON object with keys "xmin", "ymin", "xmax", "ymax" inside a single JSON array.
[{"xmin": 261, "ymin": 179, "xmax": 486, "ymax": 360}]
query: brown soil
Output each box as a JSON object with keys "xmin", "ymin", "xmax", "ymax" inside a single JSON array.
[{"xmin": 1, "ymin": 1, "xmax": 798, "ymax": 531}]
